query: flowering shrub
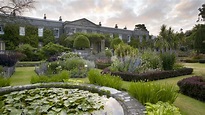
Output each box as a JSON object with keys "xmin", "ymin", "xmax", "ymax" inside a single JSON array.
[{"xmin": 58, "ymin": 52, "xmax": 80, "ymax": 60}]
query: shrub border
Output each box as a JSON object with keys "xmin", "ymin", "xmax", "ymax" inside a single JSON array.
[
  {"xmin": 107, "ymin": 68, "xmax": 193, "ymax": 81},
  {"xmin": 0, "ymin": 83, "xmax": 145, "ymax": 115}
]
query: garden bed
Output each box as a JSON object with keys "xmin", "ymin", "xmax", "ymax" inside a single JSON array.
[{"xmin": 105, "ymin": 68, "xmax": 193, "ymax": 81}]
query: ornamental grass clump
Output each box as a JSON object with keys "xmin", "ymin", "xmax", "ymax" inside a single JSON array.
[
  {"xmin": 128, "ymin": 82, "xmax": 178, "ymax": 105},
  {"xmin": 160, "ymin": 52, "xmax": 176, "ymax": 70},
  {"xmin": 88, "ymin": 69, "xmax": 122, "ymax": 90}
]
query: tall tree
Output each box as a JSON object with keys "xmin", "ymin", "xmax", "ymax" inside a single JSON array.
[
  {"xmin": 197, "ymin": 4, "xmax": 205, "ymax": 22},
  {"xmin": 0, "ymin": 0, "xmax": 35, "ymax": 16}
]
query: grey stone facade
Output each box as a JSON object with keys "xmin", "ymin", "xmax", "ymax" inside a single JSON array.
[{"xmin": 0, "ymin": 14, "xmax": 149, "ymax": 41}]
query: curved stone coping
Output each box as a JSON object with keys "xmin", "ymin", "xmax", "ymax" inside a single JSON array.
[{"xmin": 0, "ymin": 83, "xmax": 145, "ymax": 115}]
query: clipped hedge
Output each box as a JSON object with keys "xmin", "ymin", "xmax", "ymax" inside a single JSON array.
[
  {"xmin": 177, "ymin": 76, "xmax": 205, "ymax": 102},
  {"xmin": 16, "ymin": 61, "xmax": 41, "ymax": 67},
  {"xmin": 106, "ymin": 68, "xmax": 193, "ymax": 82},
  {"xmin": 95, "ymin": 63, "xmax": 111, "ymax": 69},
  {"xmin": 180, "ymin": 59, "xmax": 198, "ymax": 63}
]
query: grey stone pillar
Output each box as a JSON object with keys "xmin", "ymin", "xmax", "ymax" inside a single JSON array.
[{"xmin": 101, "ymin": 40, "xmax": 105, "ymax": 52}]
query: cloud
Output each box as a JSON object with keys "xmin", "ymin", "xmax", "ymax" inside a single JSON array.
[{"xmin": 23, "ymin": 0, "xmax": 205, "ymax": 35}]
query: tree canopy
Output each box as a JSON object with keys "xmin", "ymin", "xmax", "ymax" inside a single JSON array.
[{"xmin": 0, "ymin": 0, "xmax": 36, "ymax": 16}]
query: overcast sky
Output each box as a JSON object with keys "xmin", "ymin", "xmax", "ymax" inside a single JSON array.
[{"xmin": 23, "ymin": 0, "xmax": 204, "ymax": 36}]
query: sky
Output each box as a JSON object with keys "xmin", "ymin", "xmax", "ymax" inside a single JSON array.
[{"xmin": 22, "ymin": 0, "xmax": 205, "ymax": 36}]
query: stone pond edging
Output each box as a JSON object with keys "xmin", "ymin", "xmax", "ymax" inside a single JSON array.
[{"xmin": 0, "ymin": 83, "xmax": 145, "ymax": 115}]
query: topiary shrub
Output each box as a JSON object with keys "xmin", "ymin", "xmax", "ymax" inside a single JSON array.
[
  {"xmin": 73, "ymin": 35, "xmax": 90, "ymax": 49},
  {"xmin": 110, "ymin": 37, "xmax": 123, "ymax": 49}
]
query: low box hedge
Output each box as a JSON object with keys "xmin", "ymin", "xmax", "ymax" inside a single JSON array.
[
  {"xmin": 199, "ymin": 59, "xmax": 205, "ymax": 63},
  {"xmin": 104, "ymin": 68, "xmax": 193, "ymax": 82},
  {"xmin": 16, "ymin": 61, "xmax": 41, "ymax": 67},
  {"xmin": 95, "ymin": 63, "xmax": 111, "ymax": 69},
  {"xmin": 180, "ymin": 59, "xmax": 199, "ymax": 63},
  {"xmin": 177, "ymin": 76, "xmax": 205, "ymax": 102}
]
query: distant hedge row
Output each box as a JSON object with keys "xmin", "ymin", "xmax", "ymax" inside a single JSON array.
[
  {"xmin": 102, "ymin": 68, "xmax": 193, "ymax": 81},
  {"xmin": 177, "ymin": 76, "xmax": 205, "ymax": 102}
]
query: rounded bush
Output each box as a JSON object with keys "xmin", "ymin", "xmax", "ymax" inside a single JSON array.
[
  {"xmin": 73, "ymin": 35, "xmax": 90, "ymax": 49},
  {"xmin": 110, "ymin": 38, "xmax": 123, "ymax": 49}
]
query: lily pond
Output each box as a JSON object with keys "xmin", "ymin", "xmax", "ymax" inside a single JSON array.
[{"xmin": 0, "ymin": 88, "xmax": 123, "ymax": 115}]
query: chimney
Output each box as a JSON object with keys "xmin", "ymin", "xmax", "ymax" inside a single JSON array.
[
  {"xmin": 59, "ymin": 16, "xmax": 62, "ymax": 21},
  {"xmin": 44, "ymin": 14, "xmax": 46, "ymax": 19},
  {"xmin": 124, "ymin": 26, "xmax": 127, "ymax": 30},
  {"xmin": 99, "ymin": 22, "xmax": 101, "ymax": 26},
  {"xmin": 115, "ymin": 24, "xmax": 118, "ymax": 28}
]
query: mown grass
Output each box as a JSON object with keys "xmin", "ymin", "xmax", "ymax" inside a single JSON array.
[
  {"xmin": 10, "ymin": 67, "xmax": 37, "ymax": 86},
  {"xmin": 8, "ymin": 63, "xmax": 205, "ymax": 115}
]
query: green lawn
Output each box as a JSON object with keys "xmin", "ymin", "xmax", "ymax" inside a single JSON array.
[
  {"xmin": 8, "ymin": 63, "xmax": 205, "ymax": 115},
  {"xmin": 9, "ymin": 67, "xmax": 37, "ymax": 86}
]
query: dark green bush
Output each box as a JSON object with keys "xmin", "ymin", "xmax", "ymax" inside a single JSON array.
[
  {"xmin": 62, "ymin": 58, "xmax": 85, "ymax": 70},
  {"xmin": 16, "ymin": 44, "xmax": 38, "ymax": 61},
  {"xmin": 73, "ymin": 35, "xmax": 90, "ymax": 49},
  {"xmin": 87, "ymin": 69, "xmax": 122, "ymax": 90},
  {"xmin": 110, "ymin": 38, "xmax": 123, "ymax": 49},
  {"xmin": 31, "ymin": 70, "xmax": 70, "ymax": 84},
  {"xmin": 160, "ymin": 53, "xmax": 176, "ymax": 70},
  {"xmin": 0, "ymin": 77, "xmax": 10, "ymax": 87},
  {"xmin": 41, "ymin": 42, "xmax": 70, "ymax": 59}
]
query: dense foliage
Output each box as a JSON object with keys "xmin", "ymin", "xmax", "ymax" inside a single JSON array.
[
  {"xmin": 16, "ymin": 44, "xmax": 41, "ymax": 61},
  {"xmin": 110, "ymin": 37, "xmax": 123, "ymax": 49},
  {"xmin": 40, "ymin": 42, "xmax": 70, "ymax": 59},
  {"xmin": 1, "ymin": 24, "xmax": 20, "ymax": 50},
  {"xmin": 40, "ymin": 29, "xmax": 55, "ymax": 45},
  {"xmin": 177, "ymin": 76, "xmax": 205, "ymax": 102},
  {"xmin": 0, "ymin": 88, "xmax": 107, "ymax": 114},
  {"xmin": 193, "ymin": 24, "xmax": 205, "ymax": 54},
  {"xmin": 73, "ymin": 35, "xmax": 90, "ymax": 49},
  {"xmin": 128, "ymin": 82, "xmax": 178, "ymax": 105}
]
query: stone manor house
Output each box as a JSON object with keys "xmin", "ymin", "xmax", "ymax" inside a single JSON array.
[{"xmin": 0, "ymin": 14, "xmax": 149, "ymax": 51}]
